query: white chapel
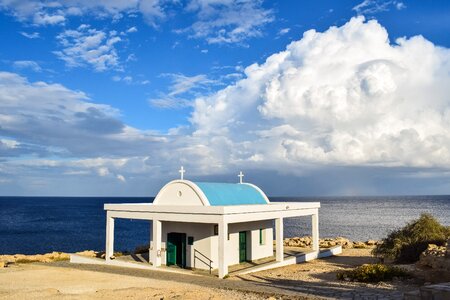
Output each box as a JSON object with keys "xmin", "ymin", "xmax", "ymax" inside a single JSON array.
[{"xmin": 103, "ymin": 168, "xmax": 321, "ymax": 278}]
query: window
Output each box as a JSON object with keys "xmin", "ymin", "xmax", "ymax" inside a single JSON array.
[
  {"xmin": 188, "ymin": 236, "xmax": 194, "ymax": 245},
  {"xmin": 259, "ymin": 228, "xmax": 265, "ymax": 245}
]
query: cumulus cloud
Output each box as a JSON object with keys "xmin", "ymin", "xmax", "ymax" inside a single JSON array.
[
  {"xmin": 54, "ymin": 25, "xmax": 123, "ymax": 71},
  {"xmin": 190, "ymin": 16, "xmax": 450, "ymax": 170},
  {"xmin": 1, "ymin": 17, "xmax": 450, "ymax": 196}
]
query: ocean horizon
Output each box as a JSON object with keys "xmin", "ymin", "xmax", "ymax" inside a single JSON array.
[{"xmin": 1, "ymin": 195, "xmax": 449, "ymax": 255}]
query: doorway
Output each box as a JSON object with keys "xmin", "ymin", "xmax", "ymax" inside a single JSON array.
[
  {"xmin": 166, "ymin": 232, "xmax": 187, "ymax": 268},
  {"xmin": 239, "ymin": 231, "xmax": 247, "ymax": 263}
]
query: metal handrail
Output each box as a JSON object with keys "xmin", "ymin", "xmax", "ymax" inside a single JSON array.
[{"xmin": 194, "ymin": 249, "xmax": 213, "ymax": 274}]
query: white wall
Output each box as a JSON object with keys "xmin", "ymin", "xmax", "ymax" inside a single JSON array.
[
  {"xmin": 228, "ymin": 220, "xmax": 274, "ymax": 266},
  {"xmin": 150, "ymin": 221, "xmax": 215, "ymax": 270},
  {"xmin": 150, "ymin": 220, "xmax": 274, "ymax": 270},
  {"xmin": 154, "ymin": 182, "xmax": 204, "ymax": 206}
]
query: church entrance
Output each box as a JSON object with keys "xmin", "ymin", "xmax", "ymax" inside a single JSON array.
[{"xmin": 166, "ymin": 232, "xmax": 186, "ymax": 268}]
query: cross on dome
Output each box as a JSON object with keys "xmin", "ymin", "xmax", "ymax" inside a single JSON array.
[
  {"xmin": 179, "ymin": 166, "xmax": 186, "ymax": 180},
  {"xmin": 238, "ymin": 171, "xmax": 244, "ymax": 184}
]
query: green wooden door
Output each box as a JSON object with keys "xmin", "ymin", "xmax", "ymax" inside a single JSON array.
[
  {"xmin": 167, "ymin": 232, "xmax": 186, "ymax": 267},
  {"xmin": 239, "ymin": 231, "xmax": 247, "ymax": 263},
  {"xmin": 166, "ymin": 239, "xmax": 176, "ymax": 266}
]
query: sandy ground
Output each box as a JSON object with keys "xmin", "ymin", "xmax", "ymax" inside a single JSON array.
[{"xmin": 0, "ymin": 249, "xmax": 421, "ymax": 300}]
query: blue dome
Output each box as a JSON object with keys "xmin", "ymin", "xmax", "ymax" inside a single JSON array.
[{"xmin": 194, "ymin": 182, "xmax": 268, "ymax": 206}]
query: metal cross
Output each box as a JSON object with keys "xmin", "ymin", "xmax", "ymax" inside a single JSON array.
[
  {"xmin": 179, "ymin": 166, "xmax": 185, "ymax": 180},
  {"xmin": 238, "ymin": 171, "xmax": 244, "ymax": 184}
]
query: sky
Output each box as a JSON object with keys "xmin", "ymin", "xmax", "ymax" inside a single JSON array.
[{"xmin": 0, "ymin": 0, "xmax": 449, "ymax": 197}]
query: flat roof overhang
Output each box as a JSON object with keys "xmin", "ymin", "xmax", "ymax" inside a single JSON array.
[{"xmin": 104, "ymin": 202, "xmax": 320, "ymax": 223}]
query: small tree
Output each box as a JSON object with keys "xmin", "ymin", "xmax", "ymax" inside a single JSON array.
[{"xmin": 372, "ymin": 213, "xmax": 450, "ymax": 263}]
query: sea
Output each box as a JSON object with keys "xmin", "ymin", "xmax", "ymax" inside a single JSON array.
[{"xmin": 0, "ymin": 196, "xmax": 449, "ymax": 255}]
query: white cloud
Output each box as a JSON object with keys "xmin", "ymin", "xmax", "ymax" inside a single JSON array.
[
  {"xmin": 1, "ymin": 17, "xmax": 450, "ymax": 196},
  {"xmin": 0, "ymin": 71, "xmax": 165, "ymax": 158},
  {"xmin": 0, "ymin": 0, "xmax": 165, "ymax": 26},
  {"xmin": 166, "ymin": 73, "xmax": 214, "ymax": 96},
  {"xmin": 0, "ymin": 71, "xmax": 175, "ymax": 194},
  {"xmin": 180, "ymin": 0, "xmax": 274, "ymax": 44},
  {"xmin": 112, "ymin": 75, "xmax": 149, "ymax": 85},
  {"xmin": 190, "ymin": 16, "xmax": 450, "ymax": 170},
  {"xmin": 19, "ymin": 31, "xmax": 40, "ymax": 39},
  {"xmin": 12, "ymin": 60, "xmax": 42, "ymax": 72},
  {"xmin": 127, "ymin": 26, "xmax": 138, "ymax": 33},
  {"xmin": 353, "ymin": 0, "xmax": 406, "ymax": 15},
  {"xmin": 2, "ymin": 0, "xmax": 274, "ymax": 44},
  {"xmin": 149, "ymin": 97, "xmax": 193, "ymax": 109},
  {"xmin": 54, "ymin": 24, "xmax": 123, "ymax": 72},
  {"xmin": 149, "ymin": 73, "xmax": 218, "ymax": 109},
  {"xmin": 97, "ymin": 167, "xmax": 110, "ymax": 176},
  {"xmin": 278, "ymin": 28, "xmax": 290, "ymax": 36}
]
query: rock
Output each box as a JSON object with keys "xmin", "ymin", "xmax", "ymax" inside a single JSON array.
[
  {"xmin": 75, "ymin": 250, "xmax": 98, "ymax": 258},
  {"xmin": 343, "ymin": 241, "xmax": 354, "ymax": 249},
  {"xmin": 366, "ymin": 240, "xmax": 377, "ymax": 246},
  {"xmin": 419, "ymin": 244, "xmax": 447, "ymax": 269},
  {"xmin": 0, "ymin": 261, "xmax": 6, "ymax": 268},
  {"xmin": 353, "ymin": 241, "xmax": 366, "ymax": 249}
]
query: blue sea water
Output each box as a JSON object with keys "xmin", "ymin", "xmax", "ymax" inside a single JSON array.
[{"xmin": 0, "ymin": 196, "xmax": 449, "ymax": 255}]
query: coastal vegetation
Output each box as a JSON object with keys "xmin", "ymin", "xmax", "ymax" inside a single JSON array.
[
  {"xmin": 372, "ymin": 213, "xmax": 450, "ymax": 263},
  {"xmin": 337, "ymin": 264, "xmax": 410, "ymax": 282}
]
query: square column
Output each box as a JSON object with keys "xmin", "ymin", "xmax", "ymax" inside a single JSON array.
[
  {"xmin": 312, "ymin": 212, "xmax": 319, "ymax": 251},
  {"xmin": 218, "ymin": 221, "xmax": 228, "ymax": 278},
  {"xmin": 275, "ymin": 217, "xmax": 284, "ymax": 262},
  {"xmin": 105, "ymin": 213, "xmax": 114, "ymax": 261},
  {"xmin": 152, "ymin": 219, "xmax": 162, "ymax": 267}
]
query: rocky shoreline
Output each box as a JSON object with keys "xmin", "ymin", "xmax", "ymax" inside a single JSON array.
[
  {"xmin": 0, "ymin": 236, "xmax": 383, "ymax": 268},
  {"xmin": 284, "ymin": 236, "xmax": 382, "ymax": 249},
  {"xmin": 0, "ymin": 250, "xmax": 104, "ymax": 268}
]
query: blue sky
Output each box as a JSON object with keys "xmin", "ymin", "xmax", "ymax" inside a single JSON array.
[{"xmin": 0, "ymin": 0, "xmax": 449, "ymax": 196}]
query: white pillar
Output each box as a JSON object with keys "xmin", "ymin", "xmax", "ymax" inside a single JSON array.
[
  {"xmin": 152, "ymin": 219, "xmax": 162, "ymax": 267},
  {"xmin": 218, "ymin": 221, "xmax": 228, "ymax": 278},
  {"xmin": 275, "ymin": 217, "xmax": 284, "ymax": 262},
  {"xmin": 105, "ymin": 212, "xmax": 114, "ymax": 261},
  {"xmin": 312, "ymin": 212, "xmax": 319, "ymax": 251}
]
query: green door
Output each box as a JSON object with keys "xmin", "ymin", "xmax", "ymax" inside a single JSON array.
[
  {"xmin": 167, "ymin": 232, "xmax": 186, "ymax": 267},
  {"xmin": 239, "ymin": 231, "xmax": 247, "ymax": 263},
  {"xmin": 166, "ymin": 240, "xmax": 176, "ymax": 266}
]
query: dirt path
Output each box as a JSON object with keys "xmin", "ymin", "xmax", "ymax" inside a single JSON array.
[{"xmin": 0, "ymin": 249, "xmax": 421, "ymax": 299}]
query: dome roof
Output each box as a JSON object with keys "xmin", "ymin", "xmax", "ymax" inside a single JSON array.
[
  {"xmin": 153, "ymin": 180, "xmax": 270, "ymax": 206},
  {"xmin": 194, "ymin": 182, "xmax": 269, "ymax": 206}
]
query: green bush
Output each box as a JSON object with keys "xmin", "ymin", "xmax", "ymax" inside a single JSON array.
[
  {"xmin": 337, "ymin": 264, "xmax": 409, "ymax": 283},
  {"xmin": 372, "ymin": 213, "xmax": 450, "ymax": 263}
]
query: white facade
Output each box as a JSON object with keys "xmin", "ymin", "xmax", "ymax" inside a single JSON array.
[{"xmin": 104, "ymin": 179, "xmax": 320, "ymax": 278}]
